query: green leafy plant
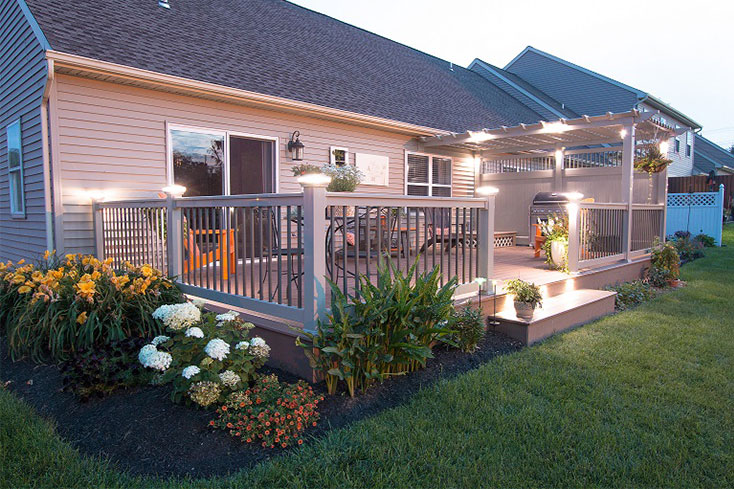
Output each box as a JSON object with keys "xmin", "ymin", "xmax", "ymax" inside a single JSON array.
[
  {"xmin": 505, "ymin": 279, "xmax": 543, "ymax": 309},
  {"xmin": 446, "ymin": 307, "xmax": 485, "ymax": 353},
  {"xmin": 0, "ymin": 253, "xmax": 184, "ymax": 363},
  {"xmin": 211, "ymin": 374, "xmax": 323, "ymax": 449},
  {"xmin": 694, "ymin": 233, "xmax": 716, "ymax": 248},
  {"xmin": 606, "ymin": 280, "xmax": 657, "ymax": 311},
  {"xmin": 298, "ymin": 259, "xmax": 455, "ymax": 397},
  {"xmin": 321, "ymin": 163, "xmax": 363, "ymax": 192},
  {"xmin": 140, "ymin": 307, "xmax": 270, "ymax": 406},
  {"xmin": 646, "ymin": 238, "xmax": 680, "ymax": 287},
  {"xmin": 539, "ymin": 214, "xmax": 569, "ymax": 272},
  {"xmin": 291, "ymin": 163, "xmax": 321, "ymax": 177},
  {"xmin": 60, "ymin": 337, "xmax": 152, "ymax": 400}
]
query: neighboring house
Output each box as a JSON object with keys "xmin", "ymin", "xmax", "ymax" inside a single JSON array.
[
  {"xmin": 692, "ymin": 134, "xmax": 734, "ymax": 175},
  {"xmin": 469, "ymin": 46, "xmax": 703, "ymax": 177},
  {"xmin": 1, "ymin": 0, "xmax": 555, "ymax": 261}
]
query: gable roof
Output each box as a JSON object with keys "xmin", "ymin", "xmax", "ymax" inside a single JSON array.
[
  {"xmin": 22, "ymin": 0, "xmax": 546, "ymax": 134},
  {"xmin": 504, "ymin": 46, "xmax": 701, "ymax": 130},
  {"xmin": 693, "ymin": 134, "xmax": 734, "ymax": 174}
]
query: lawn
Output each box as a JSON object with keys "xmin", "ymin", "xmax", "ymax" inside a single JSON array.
[{"xmin": 2, "ymin": 226, "xmax": 733, "ymax": 489}]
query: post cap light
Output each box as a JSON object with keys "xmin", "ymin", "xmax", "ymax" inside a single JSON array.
[
  {"xmin": 297, "ymin": 173, "xmax": 331, "ymax": 187},
  {"xmin": 162, "ymin": 184, "xmax": 187, "ymax": 197},
  {"xmin": 562, "ymin": 191, "xmax": 584, "ymax": 201},
  {"xmin": 288, "ymin": 131, "xmax": 305, "ymax": 161},
  {"xmin": 475, "ymin": 185, "xmax": 499, "ymax": 196}
]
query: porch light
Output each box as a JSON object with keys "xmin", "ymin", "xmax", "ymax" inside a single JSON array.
[
  {"xmin": 297, "ymin": 173, "xmax": 331, "ymax": 187},
  {"xmin": 475, "ymin": 185, "xmax": 499, "ymax": 196},
  {"xmin": 162, "ymin": 184, "xmax": 187, "ymax": 197},
  {"xmin": 467, "ymin": 131, "xmax": 494, "ymax": 143},
  {"xmin": 288, "ymin": 131, "xmax": 305, "ymax": 161},
  {"xmin": 659, "ymin": 141, "xmax": 670, "ymax": 154},
  {"xmin": 562, "ymin": 191, "xmax": 584, "ymax": 201},
  {"xmin": 84, "ymin": 189, "xmax": 110, "ymax": 202},
  {"xmin": 540, "ymin": 121, "xmax": 569, "ymax": 134},
  {"xmin": 620, "ymin": 128, "xmax": 627, "ymax": 138}
]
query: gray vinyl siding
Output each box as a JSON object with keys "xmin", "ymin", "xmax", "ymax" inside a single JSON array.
[
  {"xmin": 506, "ymin": 50, "xmax": 639, "ymax": 117},
  {"xmin": 0, "ymin": 0, "xmax": 48, "ymax": 261}
]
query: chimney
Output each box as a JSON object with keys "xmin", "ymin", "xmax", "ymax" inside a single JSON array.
[{"xmin": 159, "ymin": 0, "xmax": 170, "ymax": 8}]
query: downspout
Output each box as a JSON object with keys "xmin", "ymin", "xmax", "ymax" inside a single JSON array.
[{"xmin": 40, "ymin": 58, "xmax": 55, "ymax": 252}]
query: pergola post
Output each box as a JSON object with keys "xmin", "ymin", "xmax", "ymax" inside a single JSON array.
[
  {"xmin": 620, "ymin": 124, "xmax": 635, "ymax": 261},
  {"xmin": 554, "ymin": 146, "xmax": 564, "ymax": 191}
]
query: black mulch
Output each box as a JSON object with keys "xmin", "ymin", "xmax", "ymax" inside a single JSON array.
[{"xmin": 0, "ymin": 330, "xmax": 522, "ymax": 479}]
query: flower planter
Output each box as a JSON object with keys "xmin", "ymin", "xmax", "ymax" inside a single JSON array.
[
  {"xmin": 514, "ymin": 301, "xmax": 535, "ymax": 321},
  {"xmin": 550, "ymin": 240, "xmax": 567, "ymax": 268}
]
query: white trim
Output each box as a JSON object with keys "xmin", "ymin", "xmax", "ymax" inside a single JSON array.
[
  {"xmin": 6, "ymin": 119, "xmax": 26, "ymax": 218},
  {"xmin": 329, "ymin": 146, "xmax": 349, "ymax": 166},
  {"xmin": 404, "ymin": 151, "xmax": 452, "ymax": 197},
  {"xmin": 166, "ymin": 123, "xmax": 279, "ymax": 195}
]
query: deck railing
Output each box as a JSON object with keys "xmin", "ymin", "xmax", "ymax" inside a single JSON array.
[{"xmin": 93, "ymin": 187, "xmax": 494, "ymax": 329}]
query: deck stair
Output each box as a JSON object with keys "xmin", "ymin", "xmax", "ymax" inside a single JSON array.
[{"xmin": 491, "ymin": 288, "xmax": 617, "ymax": 345}]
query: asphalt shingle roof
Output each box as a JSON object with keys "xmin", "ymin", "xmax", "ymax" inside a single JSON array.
[
  {"xmin": 25, "ymin": 0, "xmax": 546, "ymax": 133},
  {"xmin": 693, "ymin": 134, "xmax": 734, "ymax": 174}
]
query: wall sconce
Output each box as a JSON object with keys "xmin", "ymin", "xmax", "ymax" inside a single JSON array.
[{"xmin": 288, "ymin": 131, "xmax": 305, "ymax": 161}]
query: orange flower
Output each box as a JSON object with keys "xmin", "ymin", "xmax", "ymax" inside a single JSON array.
[{"xmin": 76, "ymin": 311, "xmax": 88, "ymax": 325}]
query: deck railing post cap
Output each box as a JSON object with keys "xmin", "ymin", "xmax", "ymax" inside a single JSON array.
[{"xmin": 298, "ymin": 174, "xmax": 331, "ymax": 188}]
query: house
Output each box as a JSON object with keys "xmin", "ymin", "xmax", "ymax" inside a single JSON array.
[
  {"xmin": 692, "ymin": 134, "xmax": 734, "ymax": 175},
  {"xmin": 469, "ymin": 46, "xmax": 702, "ymax": 177},
  {"xmin": 1, "ymin": 0, "xmax": 683, "ymax": 374}
]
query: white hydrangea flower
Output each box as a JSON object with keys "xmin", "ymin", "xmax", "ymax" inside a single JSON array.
[
  {"xmin": 185, "ymin": 327, "xmax": 204, "ymax": 338},
  {"xmin": 138, "ymin": 344, "xmax": 157, "ymax": 366},
  {"xmin": 192, "ymin": 298, "xmax": 206, "ymax": 309},
  {"xmin": 152, "ymin": 302, "xmax": 201, "ymax": 331},
  {"xmin": 138, "ymin": 343, "xmax": 172, "ymax": 372},
  {"xmin": 218, "ymin": 370, "xmax": 241, "ymax": 387},
  {"xmin": 151, "ymin": 335, "xmax": 170, "ymax": 346},
  {"xmin": 235, "ymin": 340, "xmax": 249, "ymax": 350},
  {"xmin": 182, "ymin": 365, "xmax": 201, "ymax": 379},
  {"xmin": 248, "ymin": 336, "xmax": 270, "ymax": 359},
  {"xmin": 204, "ymin": 338, "xmax": 230, "ymax": 361},
  {"xmin": 215, "ymin": 311, "xmax": 239, "ymax": 322}
]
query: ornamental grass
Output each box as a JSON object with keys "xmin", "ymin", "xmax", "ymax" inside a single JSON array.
[{"xmin": 0, "ymin": 252, "xmax": 184, "ymax": 363}]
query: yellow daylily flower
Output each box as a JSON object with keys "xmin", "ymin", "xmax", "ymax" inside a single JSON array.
[{"xmin": 76, "ymin": 311, "xmax": 88, "ymax": 324}]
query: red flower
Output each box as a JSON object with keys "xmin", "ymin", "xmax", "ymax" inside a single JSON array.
[{"xmin": 298, "ymin": 439, "xmax": 304, "ymax": 445}]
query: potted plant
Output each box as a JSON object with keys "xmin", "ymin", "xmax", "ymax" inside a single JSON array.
[
  {"xmin": 505, "ymin": 279, "xmax": 543, "ymax": 321},
  {"xmin": 321, "ymin": 164, "xmax": 363, "ymax": 216},
  {"xmin": 539, "ymin": 214, "xmax": 569, "ymax": 272},
  {"xmin": 634, "ymin": 137, "xmax": 672, "ymax": 203},
  {"xmin": 291, "ymin": 163, "xmax": 322, "ymax": 177}
]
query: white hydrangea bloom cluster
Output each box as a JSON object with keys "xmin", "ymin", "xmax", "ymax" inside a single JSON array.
[
  {"xmin": 185, "ymin": 326, "xmax": 204, "ymax": 338},
  {"xmin": 235, "ymin": 340, "xmax": 249, "ymax": 350},
  {"xmin": 218, "ymin": 369, "xmax": 241, "ymax": 387},
  {"xmin": 138, "ymin": 343, "xmax": 172, "ymax": 371},
  {"xmin": 204, "ymin": 338, "xmax": 230, "ymax": 361},
  {"xmin": 248, "ymin": 337, "xmax": 270, "ymax": 359},
  {"xmin": 191, "ymin": 298, "xmax": 206, "ymax": 309},
  {"xmin": 152, "ymin": 302, "xmax": 201, "ymax": 331},
  {"xmin": 151, "ymin": 335, "xmax": 170, "ymax": 346},
  {"xmin": 182, "ymin": 365, "xmax": 201, "ymax": 379},
  {"xmin": 215, "ymin": 311, "xmax": 239, "ymax": 323}
]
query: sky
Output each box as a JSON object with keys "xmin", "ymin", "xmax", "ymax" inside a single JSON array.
[{"xmin": 291, "ymin": 0, "xmax": 734, "ymax": 150}]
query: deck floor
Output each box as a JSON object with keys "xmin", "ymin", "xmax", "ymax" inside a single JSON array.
[{"xmin": 179, "ymin": 245, "xmax": 581, "ymax": 307}]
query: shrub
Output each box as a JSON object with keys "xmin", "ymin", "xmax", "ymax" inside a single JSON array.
[
  {"xmin": 671, "ymin": 235, "xmax": 705, "ymax": 262},
  {"xmin": 647, "ymin": 238, "xmax": 680, "ymax": 287},
  {"xmin": 321, "ymin": 163, "xmax": 363, "ymax": 192},
  {"xmin": 211, "ymin": 374, "xmax": 323, "ymax": 449},
  {"xmin": 606, "ymin": 280, "xmax": 656, "ymax": 311},
  {"xmin": 139, "ymin": 306, "xmax": 270, "ymax": 407},
  {"xmin": 694, "ymin": 233, "xmax": 716, "ymax": 248},
  {"xmin": 0, "ymin": 252, "xmax": 184, "ymax": 363},
  {"xmin": 298, "ymin": 260, "xmax": 455, "ymax": 397},
  {"xmin": 505, "ymin": 279, "xmax": 543, "ymax": 309},
  {"xmin": 60, "ymin": 337, "xmax": 151, "ymax": 400},
  {"xmin": 446, "ymin": 307, "xmax": 485, "ymax": 352}
]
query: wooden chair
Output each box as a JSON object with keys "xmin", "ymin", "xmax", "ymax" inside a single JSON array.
[
  {"xmin": 531, "ymin": 223, "xmax": 546, "ymax": 258},
  {"xmin": 183, "ymin": 222, "xmax": 236, "ymax": 280}
]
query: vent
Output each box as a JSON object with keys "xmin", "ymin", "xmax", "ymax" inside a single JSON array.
[{"xmin": 159, "ymin": 0, "xmax": 170, "ymax": 8}]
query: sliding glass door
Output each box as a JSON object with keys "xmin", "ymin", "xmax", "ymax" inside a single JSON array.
[{"xmin": 229, "ymin": 135, "xmax": 275, "ymax": 195}]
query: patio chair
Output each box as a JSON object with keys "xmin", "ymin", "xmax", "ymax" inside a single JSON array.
[
  {"xmin": 420, "ymin": 208, "xmax": 460, "ymax": 253},
  {"xmin": 259, "ymin": 209, "xmax": 304, "ymax": 301},
  {"xmin": 183, "ymin": 217, "xmax": 236, "ymax": 280}
]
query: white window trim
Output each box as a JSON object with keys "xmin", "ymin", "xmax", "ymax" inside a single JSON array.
[
  {"xmin": 404, "ymin": 151, "xmax": 452, "ymax": 197},
  {"xmin": 329, "ymin": 146, "xmax": 349, "ymax": 166},
  {"xmin": 165, "ymin": 122, "xmax": 280, "ymax": 194},
  {"xmin": 6, "ymin": 119, "xmax": 25, "ymax": 218}
]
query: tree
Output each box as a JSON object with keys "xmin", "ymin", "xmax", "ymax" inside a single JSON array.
[{"xmin": 729, "ymin": 144, "xmax": 734, "ymax": 155}]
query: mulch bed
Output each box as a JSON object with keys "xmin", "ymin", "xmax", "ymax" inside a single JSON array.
[{"xmin": 0, "ymin": 330, "xmax": 522, "ymax": 479}]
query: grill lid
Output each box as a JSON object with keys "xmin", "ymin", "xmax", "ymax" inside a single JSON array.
[{"xmin": 532, "ymin": 192, "xmax": 570, "ymax": 204}]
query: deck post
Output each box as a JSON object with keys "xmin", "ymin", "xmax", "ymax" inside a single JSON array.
[
  {"xmin": 165, "ymin": 194, "xmax": 182, "ymax": 279},
  {"xmin": 301, "ymin": 182, "xmax": 328, "ymax": 331},
  {"xmin": 621, "ymin": 124, "xmax": 635, "ymax": 261},
  {"xmin": 477, "ymin": 190, "xmax": 496, "ymax": 288},
  {"xmin": 92, "ymin": 200, "xmax": 105, "ymax": 260},
  {"xmin": 566, "ymin": 202, "xmax": 580, "ymax": 273}
]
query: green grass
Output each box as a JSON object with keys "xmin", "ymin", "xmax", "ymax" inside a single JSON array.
[{"xmin": 2, "ymin": 226, "xmax": 733, "ymax": 488}]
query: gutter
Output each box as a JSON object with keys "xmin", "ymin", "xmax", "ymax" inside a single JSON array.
[
  {"xmin": 639, "ymin": 94, "xmax": 702, "ymax": 131},
  {"xmin": 44, "ymin": 50, "xmax": 451, "ymax": 138},
  {"xmin": 40, "ymin": 58, "xmax": 55, "ymax": 252}
]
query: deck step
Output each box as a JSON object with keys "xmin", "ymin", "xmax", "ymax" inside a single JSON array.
[{"xmin": 491, "ymin": 289, "xmax": 616, "ymax": 345}]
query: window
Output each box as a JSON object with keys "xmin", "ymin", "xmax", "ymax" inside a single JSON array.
[
  {"xmin": 674, "ymin": 138, "xmax": 680, "ymax": 153},
  {"xmin": 330, "ymin": 147, "xmax": 348, "ymax": 166},
  {"xmin": 406, "ymin": 153, "xmax": 451, "ymax": 197},
  {"xmin": 685, "ymin": 131, "xmax": 692, "ymax": 157},
  {"xmin": 168, "ymin": 125, "xmax": 276, "ymax": 197},
  {"xmin": 6, "ymin": 120, "xmax": 25, "ymax": 217}
]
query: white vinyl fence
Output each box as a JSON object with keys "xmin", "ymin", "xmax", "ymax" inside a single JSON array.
[{"xmin": 666, "ymin": 184, "xmax": 724, "ymax": 246}]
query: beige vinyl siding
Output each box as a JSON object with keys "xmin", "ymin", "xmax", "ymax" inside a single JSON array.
[
  {"xmin": 0, "ymin": 0, "xmax": 49, "ymax": 261},
  {"xmin": 54, "ymin": 74, "xmax": 476, "ymax": 254}
]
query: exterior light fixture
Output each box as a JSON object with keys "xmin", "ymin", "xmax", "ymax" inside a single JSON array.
[
  {"xmin": 297, "ymin": 173, "xmax": 331, "ymax": 187},
  {"xmin": 162, "ymin": 184, "xmax": 187, "ymax": 197},
  {"xmin": 562, "ymin": 191, "xmax": 584, "ymax": 201},
  {"xmin": 659, "ymin": 141, "xmax": 670, "ymax": 155},
  {"xmin": 85, "ymin": 189, "xmax": 109, "ymax": 202},
  {"xmin": 475, "ymin": 185, "xmax": 499, "ymax": 196},
  {"xmin": 288, "ymin": 131, "xmax": 305, "ymax": 161}
]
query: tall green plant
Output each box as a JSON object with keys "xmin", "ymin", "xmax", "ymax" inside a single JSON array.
[{"xmin": 298, "ymin": 259, "xmax": 455, "ymax": 397}]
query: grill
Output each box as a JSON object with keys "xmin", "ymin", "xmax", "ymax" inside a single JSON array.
[{"xmin": 529, "ymin": 192, "xmax": 569, "ymax": 239}]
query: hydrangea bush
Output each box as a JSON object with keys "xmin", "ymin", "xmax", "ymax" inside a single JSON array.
[{"xmin": 140, "ymin": 303, "xmax": 270, "ymax": 406}]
